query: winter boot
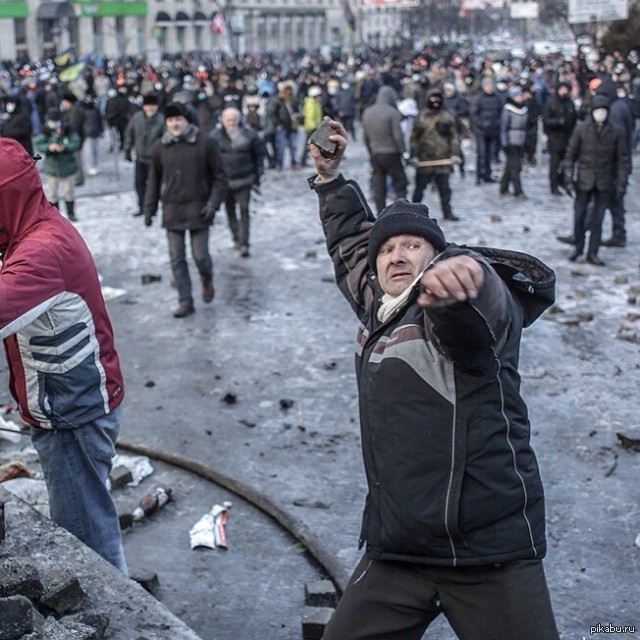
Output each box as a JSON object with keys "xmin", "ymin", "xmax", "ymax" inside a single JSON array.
[{"xmin": 66, "ymin": 201, "xmax": 77, "ymax": 222}]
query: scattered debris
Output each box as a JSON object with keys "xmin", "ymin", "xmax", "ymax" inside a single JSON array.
[
  {"xmin": 222, "ymin": 392, "xmax": 237, "ymax": 404},
  {"xmin": 131, "ymin": 484, "xmax": 173, "ymax": 521},
  {"xmin": 556, "ymin": 312, "xmax": 594, "ymax": 326},
  {"xmin": 279, "ymin": 398, "xmax": 294, "ymax": 410},
  {"xmin": 321, "ymin": 275, "xmax": 335, "ymax": 283},
  {"xmin": 144, "ymin": 380, "xmax": 156, "ymax": 388},
  {"xmin": 110, "ymin": 455, "xmax": 153, "ymax": 487},
  {"xmin": 304, "ymin": 250, "xmax": 317, "ymax": 259},
  {"xmin": 108, "ymin": 465, "xmax": 133, "ymax": 490},
  {"xmin": 239, "ymin": 419, "xmax": 256, "ymax": 428},
  {"xmin": 129, "ymin": 569, "xmax": 159, "ymax": 594},
  {"xmin": 0, "ymin": 416, "xmax": 26, "ymax": 443},
  {"xmin": 292, "ymin": 498, "xmax": 331, "ymax": 509},
  {"xmin": 189, "ymin": 504, "xmax": 229, "ymax": 550},
  {"xmin": 0, "ymin": 461, "xmax": 35, "ymax": 483},
  {"xmin": 616, "ymin": 432, "xmax": 640, "ymax": 452},
  {"xmin": 304, "ymin": 580, "xmax": 338, "ymax": 608},
  {"xmin": 141, "ymin": 274, "xmax": 162, "ymax": 285},
  {"xmin": 616, "ymin": 325, "xmax": 639, "ymax": 343},
  {"xmin": 490, "ymin": 214, "xmax": 502, "ymax": 223},
  {"xmin": 626, "ymin": 313, "xmax": 640, "ymax": 322},
  {"xmin": 522, "ymin": 226, "xmax": 530, "ymax": 233},
  {"xmin": 323, "ymin": 361, "xmax": 337, "ymax": 370},
  {"xmin": 613, "ymin": 274, "xmax": 628, "ymax": 285},
  {"xmin": 302, "ymin": 606, "xmax": 334, "ymax": 640}
]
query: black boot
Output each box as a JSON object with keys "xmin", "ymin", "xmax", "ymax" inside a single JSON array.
[
  {"xmin": 66, "ymin": 201, "xmax": 77, "ymax": 222},
  {"xmin": 51, "ymin": 201, "xmax": 59, "ymax": 210}
]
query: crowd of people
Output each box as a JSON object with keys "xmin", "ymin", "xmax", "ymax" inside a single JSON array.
[{"xmin": 0, "ymin": 42, "xmax": 638, "ymax": 639}]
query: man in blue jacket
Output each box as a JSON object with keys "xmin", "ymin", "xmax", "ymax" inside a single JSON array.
[{"xmin": 308, "ymin": 120, "xmax": 559, "ymax": 640}]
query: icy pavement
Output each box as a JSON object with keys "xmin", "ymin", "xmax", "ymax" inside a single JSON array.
[{"xmin": 1, "ymin": 132, "xmax": 639, "ymax": 639}]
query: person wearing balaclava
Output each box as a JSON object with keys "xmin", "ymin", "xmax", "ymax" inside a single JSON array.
[
  {"xmin": 0, "ymin": 94, "xmax": 33, "ymax": 156},
  {"xmin": 409, "ymin": 89, "xmax": 460, "ymax": 220},
  {"xmin": 563, "ymin": 95, "xmax": 630, "ymax": 266},
  {"xmin": 307, "ymin": 119, "xmax": 560, "ymax": 640}
]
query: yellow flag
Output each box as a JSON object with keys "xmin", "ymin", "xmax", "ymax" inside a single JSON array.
[{"xmin": 58, "ymin": 62, "xmax": 85, "ymax": 83}]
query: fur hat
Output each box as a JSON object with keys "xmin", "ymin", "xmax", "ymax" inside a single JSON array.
[
  {"xmin": 368, "ymin": 199, "xmax": 446, "ymax": 273},
  {"xmin": 164, "ymin": 102, "xmax": 187, "ymax": 119},
  {"xmin": 142, "ymin": 93, "xmax": 159, "ymax": 106},
  {"xmin": 46, "ymin": 107, "xmax": 61, "ymax": 121}
]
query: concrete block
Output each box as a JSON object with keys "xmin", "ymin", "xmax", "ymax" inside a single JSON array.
[
  {"xmin": 109, "ymin": 465, "xmax": 133, "ymax": 490},
  {"xmin": 59, "ymin": 618, "xmax": 101, "ymax": 639},
  {"xmin": 0, "ymin": 594, "xmax": 45, "ymax": 640},
  {"xmin": 304, "ymin": 579, "xmax": 338, "ymax": 607},
  {"xmin": 0, "ymin": 498, "xmax": 5, "ymax": 544},
  {"xmin": 0, "ymin": 558, "xmax": 43, "ymax": 600},
  {"xmin": 40, "ymin": 570, "xmax": 86, "ymax": 614},
  {"xmin": 65, "ymin": 613, "xmax": 110, "ymax": 640},
  {"xmin": 301, "ymin": 606, "xmax": 334, "ymax": 639},
  {"xmin": 129, "ymin": 569, "xmax": 159, "ymax": 594}
]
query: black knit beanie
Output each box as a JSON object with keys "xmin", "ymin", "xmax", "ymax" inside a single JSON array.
[{"xmin": 368, "ymin": 199, "xmax": 446, "ymax": 273}]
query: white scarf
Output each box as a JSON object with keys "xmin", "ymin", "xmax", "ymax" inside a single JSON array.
[{"xmin": 377, "ymin": 265, "xmax": 430, "ymax": 324}]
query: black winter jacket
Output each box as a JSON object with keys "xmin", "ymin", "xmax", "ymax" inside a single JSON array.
[
  {"xmin": 470, "ymin": 90, "xmax": 502, "ymax": 137},
  {"xmin": 123, "ymin": 110, "xmax": 165, "ymax": 164},
  {"xmin": 564, "ymin": 100, "xmax": 630, "ymax": 194},
  {"xmin": 210, "ymin": 124, "xmax": 264, "ymax": 191},
  {"xmin": 144, "ymin": 125, "xmax": 228, "ymax": 230},
  {"xmin": 542, "ymin": 93, "xmax": 577, "ymax": 152},
  {"xmin": 313, "ymin": 174, "xmax": 556, "ymax": 567},
  {"xmin": 0, "ymin": 100, "xmax": 33, "ymax": 156}
]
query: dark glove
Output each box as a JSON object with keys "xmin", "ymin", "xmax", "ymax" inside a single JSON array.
[
  {"xmin": 124, "ymin": 150, "xmax": 132, "ymax": 162},
  {"xmin": 144, "ymin": 215, "xmax": 153, "ymax": 227},
  {"xmin": 200, "ymin": 203, "xmax": 217, "ymax": 225}
]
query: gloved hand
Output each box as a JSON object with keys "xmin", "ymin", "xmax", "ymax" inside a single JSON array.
[
  {"xmin": 201, "ymin": 203, "xmax": 217, "ymax": 225},
  {"xmin": 144, "ymin": 215, "xmax": 153, "ymax": 227},
  {"xmin": 124, "ymin": 150, "xmax": 132, "ymax": 162}
]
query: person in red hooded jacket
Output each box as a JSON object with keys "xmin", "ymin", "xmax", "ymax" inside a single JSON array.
[{"xmin": 0, "ymin": 139, "xmax": 127, "ymax": 573}]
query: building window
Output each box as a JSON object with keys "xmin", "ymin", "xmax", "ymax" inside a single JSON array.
[
  {"xmin": 176, "ymin": 25, "xmax": 185, "ymax": 49},
  {"xmin": 14, "ymin": 18, "xmax": 27, "ymax": 45},
  {"xmin": 194, "ymin": 25, "xmax": 202, "ymax": 50}
]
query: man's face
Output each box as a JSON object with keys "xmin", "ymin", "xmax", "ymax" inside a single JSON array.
[
  {"xmin": 165, "ymin": 115, "xmax": 188, "ymax": 136},
  {"xmin": 143, "ymin": 104, "xmax": 158, "ymax": 118},
  {"xmin": 376, "ymin": 235, "xmax": 437, "ymax": 297},
  {"xmin": 221, "ymin": 110, "xmax": 240, "ymax": 132},
  {"xmin": 557, "ymin": 86, "xmax": 568, "ymax": 98}
]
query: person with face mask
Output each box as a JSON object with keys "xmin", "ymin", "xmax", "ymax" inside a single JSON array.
[
  {"xmin": 143, "ymin": 103, "xmax": 228, "ymax": 317},
  {"xmin": 210, "ymin": 107, "xmax": 265, "ymax": 257},
  {"xmin": 0, "ymin": 94, "xmax": 33, "ymax": 156},
  {"xmin": 563, "ymin": 96, "xmax": 630, "ymax": 266},
  {"xmin": 123, "ymin": 93, "xmax": 165, "ymax": 217},
  {"xmin": 34, "ymin": 108, "xmax": 81, "ymax": 221},
  {"xmin": 410, "ymin": 89, "xmax": 460, "ymax": 220},
  {"xmin": 543, "ymin": 82, "xmax": 577, "ymax": 195}
]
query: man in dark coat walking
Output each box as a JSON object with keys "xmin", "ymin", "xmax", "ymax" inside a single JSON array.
[
  {"xmin": 564, "ymin": 95, "xmax": 629, "ymax": 266},
  {"xmin": 543, "ymin": 82, "xmax": 577, "ymax": 195},
  {"xmin": 143, "ymin": 103, "xmax": 228, "ymax": 317},
  {"xmin": 123, "ymin": 93, "xmax": 165, "ymax": 217},
  {"xmin": 470, "ymin": 77, "xmax": 502, "ymax": 184},
  {"xmin": 210, "ymin": 107, "xmax": 264, "ymax": 257}
]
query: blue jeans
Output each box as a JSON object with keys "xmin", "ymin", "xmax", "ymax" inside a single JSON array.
[
  {"xmin": 275, "ymin": 127, "xmax": 298, "ymax": 169},
  {"xmin": 31, "ymin": 406, "xmax": 128, "ymax": 573},
  {"xmin": 475, "ymin": 133, "xmax": 497, "ymax": 182},
  {"xmin": 167, "ymin": 227, "xmax": 213, "ymax": 306}
]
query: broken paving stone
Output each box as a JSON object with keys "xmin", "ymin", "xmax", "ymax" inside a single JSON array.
[
  {"xmin": 109, "ymin": 465, "xmax": 133, "ymax": 490},
  {"xmin": 292, "ymin": 498, "xmax": 331, "ymax": 509},
  {"xmin": 304, "ymin": 250, "xmax": 317, "ymax": 259},
  {"xmin": 321, "ymin": 275, "xmax": 335, "ymax": 283},
  {"xmin": 304, "ymin": 580, "xmax": 338, "ymax": 608},
  {"xmin": 118, "ymin": 511, "xmax": 133, "ymax": 530},
  {"xmin": 239, "ymin": 419, "xmax": 256, "ymax": 428},
  {"xmin": 616, "ymin": 326, "xmax": 639, "ymax": 343},
  {"xmin": 322, "ymin": 361, "xmax": 337, "ymax": 370},
  {"xmin": 490, "ymin": 214, "xmax": 502, "ymax": 223},
  {"xmin": 302, "ymin": 606, "xmax": 334, "ymax": 640},
  {"xmin": 522, "ymin": 225, "xmax": 531, "ymax": 233},
  {"xmin": 140, "ymin": 274, "xmax": 162, "ymax": 285},
  {"xmin": 222, "ymin": 392, "xmax": 237, "ymax": 405},
  {"xmin": 616, "ymin": 432, "xmax": 640, "ymax": 452},
  {"xmin": 556, "ymin": 312, "xmax": 594, "ymax": 326},
  {"xmin": 129, "ymin": 569, "xmax": 159, "ymax": 594},
  {"xmin": 40, "ymin": 571, "xmax": 86, "ymax": 614},
  {"xmin": 144, "ymin": 380, "xmax": 155, "ymax": 388},
  {"xmin": 0, "ymin": 558, "xmax": 44, "ymax": 599},
  {"xmin": 0, "ymin": 594, "xmax": 45, "ymax": 638},
  {"xmin": 279, "ymin": 398, "xmax": 294, "ymax": 410},
  {"xmin": 613, "ymin": 274, "xmax": 628, "ymax": 285}
]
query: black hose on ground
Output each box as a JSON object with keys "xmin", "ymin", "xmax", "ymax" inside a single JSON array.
[{"xmin": 116, "ymin": 439, "xmax": 349, "ymax": 594}]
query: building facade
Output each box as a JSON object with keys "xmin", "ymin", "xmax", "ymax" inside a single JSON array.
[{"xmin": 0, "ymin": 0, "xmax": 363, "ymax": 60}]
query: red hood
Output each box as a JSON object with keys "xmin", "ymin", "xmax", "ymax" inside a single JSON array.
[{"xmin": 0, "ymin": 139, "xmax": 54, "ymax": 257}]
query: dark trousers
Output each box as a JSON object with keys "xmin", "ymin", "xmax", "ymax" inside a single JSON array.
[
  {"xmin": 500, "ymin": 146, "xmax": 524, "ymax": 196},
  {"xmin": 475, "ymin": 133, "xmax": 497, "ymax": 182},
  {"xmin": 549, "ymin": 148, "xmax": 566, "ymax": 191},
  {"xmin": 412, "ymin": 169, "xmax": 453, "ymax": 218},
  {"xmin": 371, "ymin": 153, "xmax": 408, "ymax": 214},
  {"xmin": 322, "ymin": 554, "xmax": 559, "ymax": 640},
  {"xmin": 573, "ymin": 188, "xmax": 610, "ymax": 256},
  {"xmin": 607, "ymin": 192, "xmax": 626, "ymax": 242},
  {"xmin": 134, "ymin": 160, "xmax": 150, "ymax": 211},
  {"xmin": 225, "ymin": 187, "xmax": 252, "ymax": 248},
  {"xmin": 167, "ymin": 227, "xmax": 213, "ymax": 306}
]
